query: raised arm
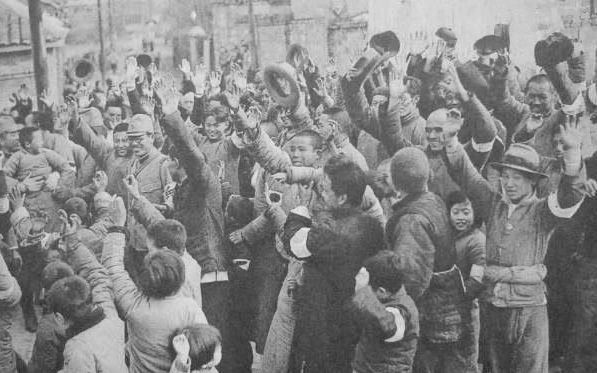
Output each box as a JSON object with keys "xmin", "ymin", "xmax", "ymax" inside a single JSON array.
[
  {"xmin": 101, "ymin": 232, "xmax": 140, "ymax": 318},
  {"xmin": 66, "ymin": 235, "xmax": 117, "ymax": 318},
  {"xmin": 72, "ymin": 117, "xmax": 112, "ymax": 168}
]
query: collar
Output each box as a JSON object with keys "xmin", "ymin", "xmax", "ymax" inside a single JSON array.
[
  {"xmin": 66, "ymin": 306, "xmax": 106, "ymax": 339},
  {"xmin": 391, "ymin": 191, "xmax": 425, "ymax": 211}
]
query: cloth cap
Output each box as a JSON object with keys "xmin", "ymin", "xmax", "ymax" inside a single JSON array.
[
  {"xmin": 474, "ymin": 35, "xmax": 506, "ymax": 55},
  {"xmin": 0, "ymin": 115, "xmax": 23, "ymax": 134},
  {"xmin": 436, "ymin": 27, "xmax": 458, "ymax": 46},
  {"xmin": 64, "ymin": 197, "xmax": 88, "ymax": 218},
  {"xmin": 127, "ymin": 114, "xmax": 154, "ymax": 136},
  {"xmin": 490, "ymin": 143, "xmax": 548, "ymax": 178},
  {"xmin": 391, "ymin": 147, "xmax": 430, "ymax": 194}
]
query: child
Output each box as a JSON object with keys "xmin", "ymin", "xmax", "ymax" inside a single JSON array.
[
  {"xmin": 170, "ymin": 325, "xmax": 222, "ymax": 373},
  {"xmin": 351, "ymin": 250, "xmax": 419, "ymax": 373},
  {"xmin": 445, "ymin": 191, "xmax": 486, "ymax": 370}
]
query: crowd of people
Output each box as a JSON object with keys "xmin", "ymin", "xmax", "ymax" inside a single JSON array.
[{"xmin": 0, "ymin": 24, "xmax": 596, "ymax": 373}]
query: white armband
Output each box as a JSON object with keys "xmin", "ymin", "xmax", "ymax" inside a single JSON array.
[
  {"xmin": 384, "ymin": 307, "xmax": 405, "ymax": 343},
  {"xmin": 548, "ymin": 192, "xmax": 584, "ymax": 218}
]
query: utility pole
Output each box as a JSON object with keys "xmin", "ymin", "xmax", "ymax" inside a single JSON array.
[
  {"xmin": 248, "ymin": 0, "xmax": 259, "ymax": 70},
  {"xmin": 27, "ymin": 0, "xmax": 48, "ymax": 106},
  {"xmin": 97, "ymin": 0, "xmax": 106, "ymax": 82},
  {"xmin": 107, "ymin": 0, "xmax": 115, "ymax": 51}
]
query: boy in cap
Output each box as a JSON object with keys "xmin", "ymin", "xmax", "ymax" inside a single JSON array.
[
  {"xmin": 0, "ymin": 115, "xmax": 23, "ymax": 166},
  {"xmin": 442, "ymin": 107, "xmax": 585, "ymax": 372}
]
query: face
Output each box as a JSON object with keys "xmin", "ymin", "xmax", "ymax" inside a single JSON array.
[
  {"xmin": 1, "ymin": 131, "xmax": 20, "ymax": 152},
  {"xmin": 28, "ymin": 130, "xmax": 44, "ymax": 154},
  {"xmin": 450, "ymin": 200, "xmax": 474, "ymax": 232},
  {"xmin": 431, "ymin": 77, "xmax": 461, "ymax": 111},
  {"xmin": 287, "ymin": 136, "xmax": 320, "ymax": 167},
  {"xmin": 113, "ymin": 131, "xmax": 130, "ymax": 157},
  {"xmin": 129, "ymin": 133, "xmax": 153, "ymax": 158},
  {"xmin": 319, "ymin": 173, "xmax": 345, "ymax": 210},
  {"xmin": 105, "ymin": 107, "xmax": 122, "ymax": 130},
  {"xmin": 500, "ymin": 168, "xmax": 535, "ymax": 203},
  {"xmin": 425, "ymin": 125, "xmax": 444, "ymax": 151},
  {"xmin": 477, "ymin": 52, "xmax": 498, "ymax": 68},
  {"xmin": 179, "ymin": 95, "xmax": 194, "ymax": 113},
  {"xmin": 396, "ymin": 91, "xmax": 418, "ymax": 117},
  {"xmin": 525, "ymin": 82, "xmax": 554, "ymax": 116},
  {"xmin": 204, "ymin": 116, "xmax": 230, "ymax": 141}
]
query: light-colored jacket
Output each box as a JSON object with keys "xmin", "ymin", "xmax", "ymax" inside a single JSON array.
[
  {"xmin": 102, "ymin": 232, "xmax": 207, "ymax": 373},
  {"xmin": 59, "ymin": 240, "xmax": 127, "ymax": 373}
]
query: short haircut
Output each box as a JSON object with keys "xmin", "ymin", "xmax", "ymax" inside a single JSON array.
[
  {"xmin": 147, "ymin": 219, "xmax": 187, "ymax": 255},
  {"xmin": 19, "ymin": 126, "xmax": 40, "ymax": 148},
  {"xmin": 364, "ymin": 250, "xmax": 404, "ymax": 293},
  {"xmin": 41, "ymin": 261, "xmax": 74, "ymax": 291},
  {"xmin": 323, "ymin": 154, "xmax": 367, "ymax": 207},
  {"xmin": 525, "ymin": 74, "xmax": 556, "ymax": 93},
  {"xmin": 445, "ymin": 190, "xmax": 471, "ymax": 211},
  {"xmin": 46, "ymin": 275, "xmax": 93, "ymax": 320},
  {"xmin": 64, "ymin": 197, "xmax": 88, "ymax": 219},
  {"xmin": 113, "ymin": 122, "xmax": 129, "ymax": 133},
  {"xmin": 138, "ymin": 249, "xmax": 185, "ymax": 298},
  {"xmin": 323, "ymin": 107, "xmax": 355, "ymax": 137},
  {"xmin": 171, "ymin": 324, "xmax": 222, "ymax": 370},
  {"xmin": 294, "ymin": 129, "xmax": 323, "ymax": 150},
  {"xmin": 105, "ymin": 97, "xmax": 123, "ymax": 109}
]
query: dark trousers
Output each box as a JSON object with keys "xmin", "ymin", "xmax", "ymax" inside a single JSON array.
[
  {"xmin": 484, "ymin": 304, "xmax": 548, "ymax": 373},
  {"xmin": 17, "ymin": 243, "xmax": 46, "ymax": 321},
  {"xmin": 202, "ymin": 279, "xmax": 252, "ymax": 373},
  {"xmin": 566, "ymin": 258, "xmax": 597, "ymax": 372}
]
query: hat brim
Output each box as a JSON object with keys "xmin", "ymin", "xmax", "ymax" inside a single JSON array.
[
  {"xmin": 489, "ymin": 162, "xmax": 548, "ymax": 178},
  {"xmin": 126, "ymin": 131, "xmax": 150, "ymax": 137}
]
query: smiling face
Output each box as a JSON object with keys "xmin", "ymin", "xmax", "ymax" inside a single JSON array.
[
  {"xmin": 28, "ymin": 130, "xmax": 44, "ymax": 154},
  {"xmin": 525, "ymin": 81, "xmax": 555, "ymax": 116},
  {"xmin": 450, "ymin": 200, "xmax": 474, "ymax": 232},
  {"xmin": 113, "ymin": 131, "xmax": 130, "ymax": 157},
  {"xmin": 105, "ymin": 106, "xmax": 122, "ymax": 130},
  {"xmin": 129, "ymin": 133, "xmax": 153, "ymax": 158},
  {"xmin": 204, "ymin": 115, "xmax": 230, "ymax": 141},
  {"xmin": 287, "ymin": 135, "xmax": 320, "ymax": 167}
]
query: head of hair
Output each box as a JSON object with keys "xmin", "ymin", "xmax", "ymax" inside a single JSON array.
[
  {"xmin": 322, "ymin": 107, "xmax": 356, "ymax": 138},
  {"xmin": 46, "ymin": 275, "xmax": 93, "ymax": 320},
  {"xmin": 445, "ymin": 190, "xmax": 470, "ymax": 212},
  {"xmin": 147, "ymin": 219, "xmax": 187, "ymax": 255},
  {"xmin": 390, "ymin": 147, "xmax": 430, "ymax": 194},
  {"xmin": 170, "ymin": 324, "xmax": 222, "ymax": 370},
  {"xmin": 19, "ymin": 126, "xmax": 39, "ymax": 148},
  {"xmin": 113, "ymin": 122, "xmax": 129, "ymax": 133},
  {"xmin": 63, "ymin": 197, "xmax": 88, "ymax": 220},
  {"xmin": 525, "ymin": 74, "xmax": 556, "ymax": 93},
  {"xmin": 138, "ymin": 249, "xmax": 185, "ymax": 298},
  {"xmin": 41, "ymin": 261, "xmax": 74, "ymax": 291},
  {"xmin": 294, "ymin": 129, "xmax": 323, "ymax": 150},
  {"xmin": 323, "ymin": 154, "xmax": 367, "ymax": 207},
  {"xmin": 105, "ymin": 96, "xmax": 124, "ymax": 109},
  {"xmin": 364, "ymin": 250, "xmax": 404, "ymax": 293}
]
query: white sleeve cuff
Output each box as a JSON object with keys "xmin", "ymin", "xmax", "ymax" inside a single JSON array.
[
  {"xmin": 290, "ymin": 206, "xmax": 311, "ymax": 219},
  {"xmin": 384, "ymin": 307, "xmax": 405, "ymax": 343},
  {"xmin": 290, "ymin": 227, "xmax": 311, "ymax": 259},
  {"xmin": 471, "ymin": 138, "xmax": 495, "ymax": 153},
  {"xmin": 548, "ymin": 192, "xmax": 584, "ymax": 218},
  {"xmin": 470, "ymin": 264, "xmax": 484, "ymax": 283}
]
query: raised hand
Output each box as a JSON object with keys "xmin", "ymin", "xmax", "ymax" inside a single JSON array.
[
  {"xmin": 122, "ymin": 175, "xmax": 141, "ymax": 200},
  {"xmin": 9, "ymin": 184, "xmax": 25, "ymax": 210},
  {"xmin": 229, "ymin": 230, "xmax": 244, "ymax": 245},
  {"xmin": 560, "ymin": 114, "xmax": 582, "ymax": 151},
  {"xmin": 209, "ymin": 71, "xmax": 222, "ymax": 94},
  {"xmin": 39, "ymin": 89, "xmax": 53, "ymax": 110},
  {"xmin": 65, "ymin": 95, "xmax": 79, "ymax": 125},
  {"xmin": 191, "ymin": 64, "xmax": 208, "ymax": 95},
  {"xmin": 179, "ymin": 58, "xmax": 192, "ymax": 79},
  {"xmin": 76, "ymin": 84, "xmax": 91, "ymax": 109},
  {"xmin": 233, "ymin": 69, "xmax": 248, "ymax": 92},
  {"xmin": 354, "ymin": 267, "xmax": 370, "ymax": 292},
  {"xmin": 124, "ymin": 56, "xmax": 138, "ymax": 89},
  {"xmin": 153, "ymin": 74, "xmax": 179, "ymax": 116},
  {"xmin": 222, "ymin": 90, "xmax": 240, "ymax": 113},
  {"xmin": 139, "ymin": 95, "xmax": 156, "ymax": 116},
  {"xmin": 110, "ymin": 196, "xmax": 126, "ymax": 227},
  {"xmin": 58, "ymin": 208, "xmax": 80, "ymax": 237}
]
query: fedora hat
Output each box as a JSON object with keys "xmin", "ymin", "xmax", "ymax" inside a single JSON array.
[
  {"xmin": 263, "ymin": 63, "xmax": 300, "ymax": 109},
  {"xmin": 490, "ymin": 143, "xmax": 548, "ymax": 178}
]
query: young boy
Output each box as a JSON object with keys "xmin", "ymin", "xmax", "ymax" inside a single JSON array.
[{"xmin": 352, "ymin": 250, "xmax": 419, "ymax": 373}]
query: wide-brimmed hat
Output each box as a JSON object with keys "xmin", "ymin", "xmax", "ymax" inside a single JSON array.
[
  {"xmin": 263, "ymin": 63, "xmax": 300, "ymax": 109},
  {"xmin": 490, "ymin": 143, "xmax": 548, "ymax": 178},
  {"xmin": 0, "ymin": 115, "xmax": 23, "ymax": 134}
]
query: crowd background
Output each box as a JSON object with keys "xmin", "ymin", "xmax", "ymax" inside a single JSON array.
[{"xmin": 1, "ymin": 16, "xmax": 597, "ymax": 373}]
